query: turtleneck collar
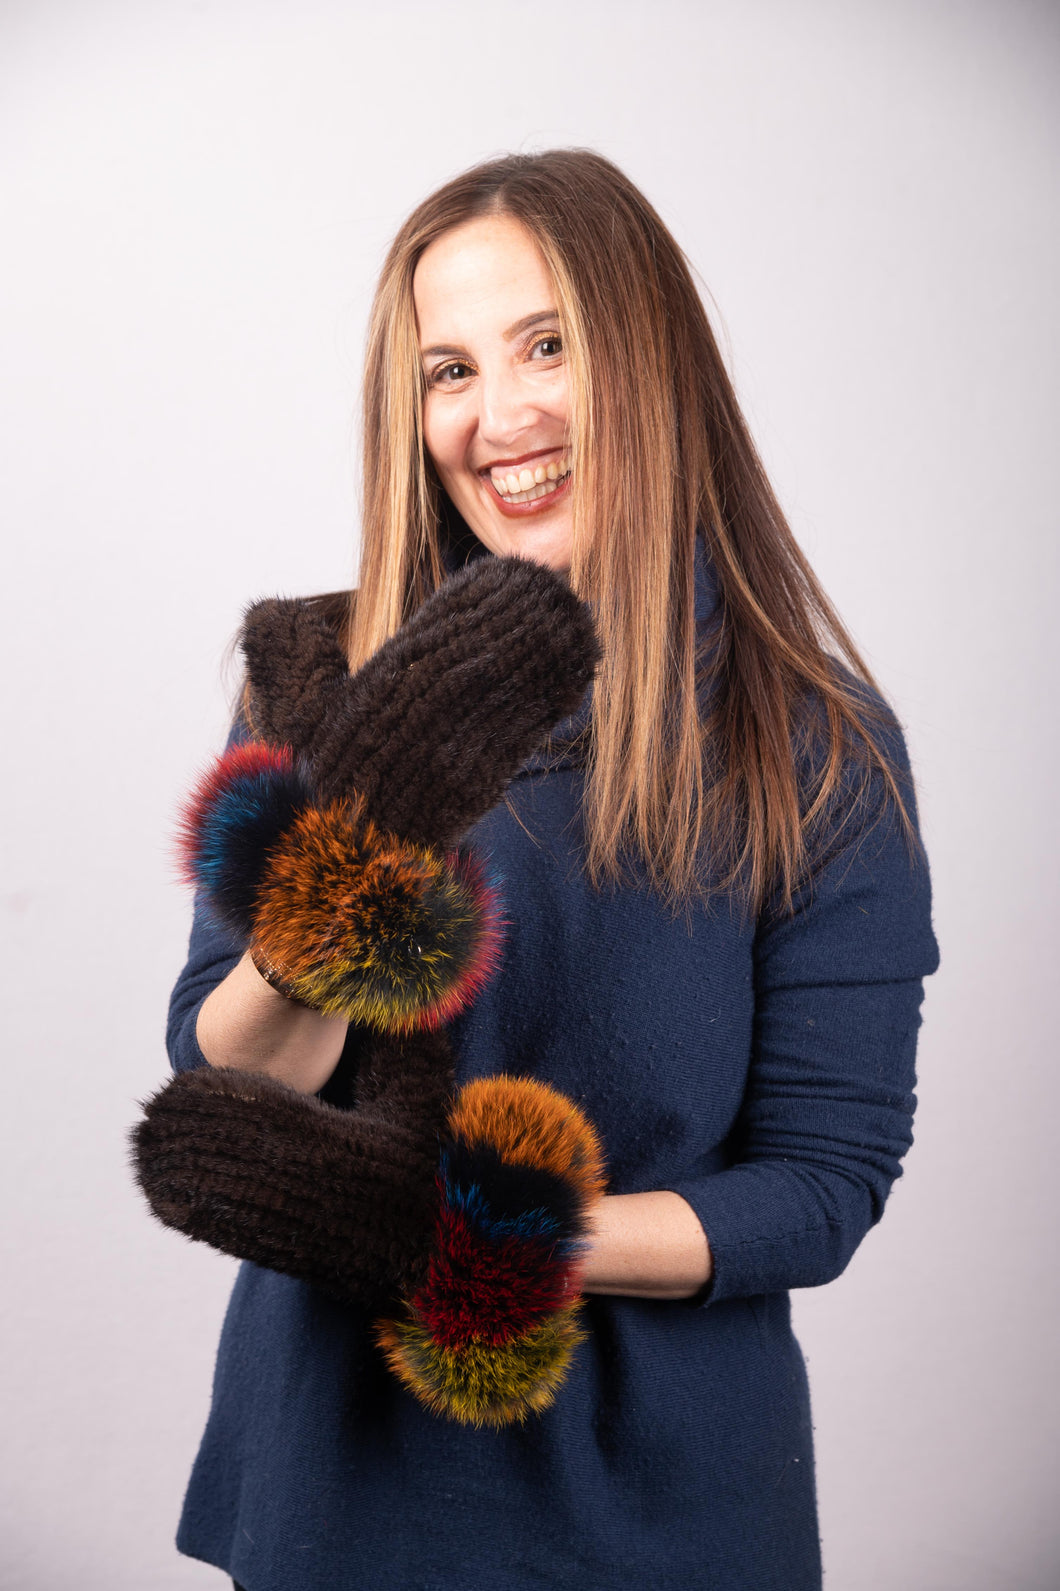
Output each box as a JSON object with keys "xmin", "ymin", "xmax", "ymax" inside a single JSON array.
[{"xmin": 438, "ymin": 518, "xmax": 719, "ymax": 776}]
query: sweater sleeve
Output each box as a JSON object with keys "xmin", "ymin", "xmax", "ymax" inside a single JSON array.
[{"xmin": 666, "ymin": 694, "xmax": 941, "ymax": 1306}]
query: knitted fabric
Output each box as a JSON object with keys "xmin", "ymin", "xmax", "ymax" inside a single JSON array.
[
  {"xmin": 240, "ymin": 555, "xmax": 601, "ymax": 848},
  {"xmin": 163, "ymin": 532, "xmax": 941, "ymax": 1588},
  {"xmin": 133, "ymin": 555, "xmax": 609, "ymax": 1418}
]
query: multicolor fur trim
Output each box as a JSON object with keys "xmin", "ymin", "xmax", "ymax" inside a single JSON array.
[
  {"xmin": 176, "ymin": 741, "xmax": 312, "ymax": 938},
  {"xmin": 375, "ymin": 1076, "xmax": 608, "ymax": 1427},
  {"xmin": 176, "ymin": 740, "xmax": 505, "ymax": 1032},
  {"xmin": 251, "ymin": 800, "xmax": 505, "ymax": 1032},
  {"xmin": 142, "ymin": 561, "xmax": 609, "ymax": 1415}
]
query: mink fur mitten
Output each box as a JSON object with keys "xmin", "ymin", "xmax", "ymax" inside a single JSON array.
[
  {"xmin": 132, "ymin": 555, "xmax": 605, "ymax": 1335},
  {"xmin": 134, "ymin": 1031, "xmax": 455, "ymax": 1313},
  {"xmin": 180, "ymin": 556, "xmax": 600, "ymax": 1029},
  {"xmin": 238, "ymin": 553, "xmax": 599, "ymax": 847},
  {"xmin": 134, "ymin": 1062, "xmax": 609, "ymax": 1422}
]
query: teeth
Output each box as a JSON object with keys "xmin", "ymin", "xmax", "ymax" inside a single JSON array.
[
  {"xmin": 502, "ymin": 475, "xmax": 569, "ymax": 505},
  {"xmin": 490, "ymin": 455, "xmax": 569, "ymax": 498}
]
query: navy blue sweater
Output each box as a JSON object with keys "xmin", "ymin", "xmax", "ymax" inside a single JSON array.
[{"xmin": 166, "ymin": 536, "xmax": 940, "ymax": 1590}]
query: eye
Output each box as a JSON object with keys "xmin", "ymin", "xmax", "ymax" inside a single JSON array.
[
  {"xmin": 430, "ymin": 361, "xmax": 474, "ymax": 386},
  {"xmin": 531, "ymin": 334, "xmax": 563, "ymax": 359}
]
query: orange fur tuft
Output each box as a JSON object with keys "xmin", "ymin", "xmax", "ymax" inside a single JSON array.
[{"xmin": 447, "ymin": 1076, "xmax": 608, "ymax": 1205}]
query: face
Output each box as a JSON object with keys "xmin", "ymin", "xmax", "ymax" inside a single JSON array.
[{"xmin": 413, "ymin": 214, "xmax": 574, "ymax": 574}]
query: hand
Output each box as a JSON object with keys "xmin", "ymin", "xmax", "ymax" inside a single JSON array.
[
  {"xmin": 180, "ymin": 555, "xmax": 600, "ymax": 1031},
  {"xmin": 239, "ymin": 555, "xmax": 600, "ymax": 848},
  {"xmin": 133, "ymin": 557, "xmax": 604, "ymax": 1331},
  {"xmin": 133, "ymin": 1030, "xmax": 454, "ymax": 1313}
]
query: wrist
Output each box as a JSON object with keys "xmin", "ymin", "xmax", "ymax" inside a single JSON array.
[
  {"xmin": 249, "ymin": 942, "xmax": 309, "ymax": 1006},
  {"xmin": 196, "ymin": 952, "xmax": 348, "ymax": 1094},
  {"xmin": 579, "ymin": 1191, "xmax": 713, "ymax": 1299}
]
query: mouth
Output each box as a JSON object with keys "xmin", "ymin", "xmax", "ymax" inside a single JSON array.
[{"xmin": 480, "ymin": 453, "xmax": 572, "ymax": 517}]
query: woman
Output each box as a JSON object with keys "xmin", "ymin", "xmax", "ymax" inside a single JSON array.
[{"xmin": 141, "ymin": 149, "xmax": 940, "ymax": 1589}]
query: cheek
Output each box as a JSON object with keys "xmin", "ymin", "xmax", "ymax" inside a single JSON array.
[
  {"xmin": 422, "ymin": 398, "xmax": 469, "ymax": 479},
  {"xmin": 545, "ymin": 377, "xmax": 571, "ymax": 439},
  {"xmin": 420, "ymin": 401, "xmax": 444, "ymax": 471}
]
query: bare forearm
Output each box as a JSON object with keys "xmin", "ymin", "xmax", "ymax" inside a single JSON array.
[
  {"xmin": 579, "ymin": 1191, "xmax": 713, "ymax": 1300},
  {"xmin": 195, "ymin": 950, "xmax": 348, "ymax": 1095}
]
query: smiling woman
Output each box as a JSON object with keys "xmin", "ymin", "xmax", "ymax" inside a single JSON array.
[
  {"xmin": 137, "ymin": 148, "xmax": 940, "ymax": 1591},
  {"xmin": 414, "ymin": 217, "xmax": 575, "ymax": 569}
]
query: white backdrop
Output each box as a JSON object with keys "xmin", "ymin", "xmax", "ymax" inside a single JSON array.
[{"xmin": 1, "ymin": 2, "xmax": 1057, "ymax": 1587}]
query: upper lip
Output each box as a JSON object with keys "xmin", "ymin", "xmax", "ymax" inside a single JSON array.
[{"xmin": 478, "ymin": 447, "xmax": 565, "ymax": 474}]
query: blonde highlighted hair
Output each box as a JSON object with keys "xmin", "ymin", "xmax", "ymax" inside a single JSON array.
[{"xmin": 335, "ymin": 148, "xmax": 921, "ymax": 920}]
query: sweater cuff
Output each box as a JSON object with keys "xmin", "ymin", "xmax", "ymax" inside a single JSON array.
[
  {"xmin": 664, "ymin": 1166, "xmax": 858, "ymax": 1307},
  {"xmin": 170, "ymin": 990, "xmax": 217, "ymax": 1076}
]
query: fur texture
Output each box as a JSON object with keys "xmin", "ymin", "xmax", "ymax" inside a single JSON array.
[
  {"xmin": 135, "ymin": 559, "xmax": 610, "ymax": 1418},
  {"xmin": 176, "ymin": 741, "xmax": 313, "ymax": 937},
  {"xmin": 249, "ymin": 800, "xmax": 505, "ymax": 1031},
  {"xmin": 238, "ymin": 595, "xmax": 352, "ymax": 753},
  {"xmin": 241, "ymin": 556, "xmax": 601, "ymax": 849},
  {"xmin": 374, "ymin": 1075, "xmax": 608, "ymax": 1427},
  {"xmin": 179, "ymin": 759, "xmax": 504, "ymax": 1032},
  {"xmin": 177, "ymin": 558, "xmax": 598, "ymax": 1028},
  {"xmin": 131, "ymin": 1029, "xmax": 455, "ymax": 1312}
]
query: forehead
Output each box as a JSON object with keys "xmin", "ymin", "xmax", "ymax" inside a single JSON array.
[{"xmin": 413, "ymin": 215, "xmax": 554, "ymax": 341}]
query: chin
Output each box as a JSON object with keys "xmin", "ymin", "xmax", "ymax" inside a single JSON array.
[
  {"xmin": 508, "ymin": 540, "xmax": 571, "ymax": 576},
  {"xmin": 469, "ymin": 519, "xmax": 574, "ymax": 576}
]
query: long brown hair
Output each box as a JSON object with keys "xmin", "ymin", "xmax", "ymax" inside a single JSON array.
[{"xmin": 346, "ymin": 148, "xmax": 921, "ymax": 921}]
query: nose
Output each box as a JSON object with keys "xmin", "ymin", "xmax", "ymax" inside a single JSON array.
[{"xmin": 475, "ymin": 362, "xmax": 540, "ymax": 449}]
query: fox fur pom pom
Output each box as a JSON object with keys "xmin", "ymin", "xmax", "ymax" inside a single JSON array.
[
  {"xmin": 177, "ymin": 740, "xmax": 313, "ymax": 938},
  {"xmin": 177, "ymin": 740, "xmax": 505, "ymax": 1032},
  {"xmin": 375, "ymin": 1076, "xmax": 608, "ymax": 1427},
  {"xmin": 250, "ymin": 799, "xmax": 505, "ymax": 1032}
]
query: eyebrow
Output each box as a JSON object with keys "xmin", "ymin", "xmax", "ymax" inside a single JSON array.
[{"xmin": 420, "ymin": 309, "xmax": 559, "ymax": 361}]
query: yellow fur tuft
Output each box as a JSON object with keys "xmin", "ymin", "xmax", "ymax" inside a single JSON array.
[{"xmin": 374, "ymin": 1305, "xmax": 586, "ymax": 1428}]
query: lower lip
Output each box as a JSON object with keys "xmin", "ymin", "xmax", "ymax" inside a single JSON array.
[{"xmin": 482, "ymin": 471, "xmax": 572, "ymax": 518}]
